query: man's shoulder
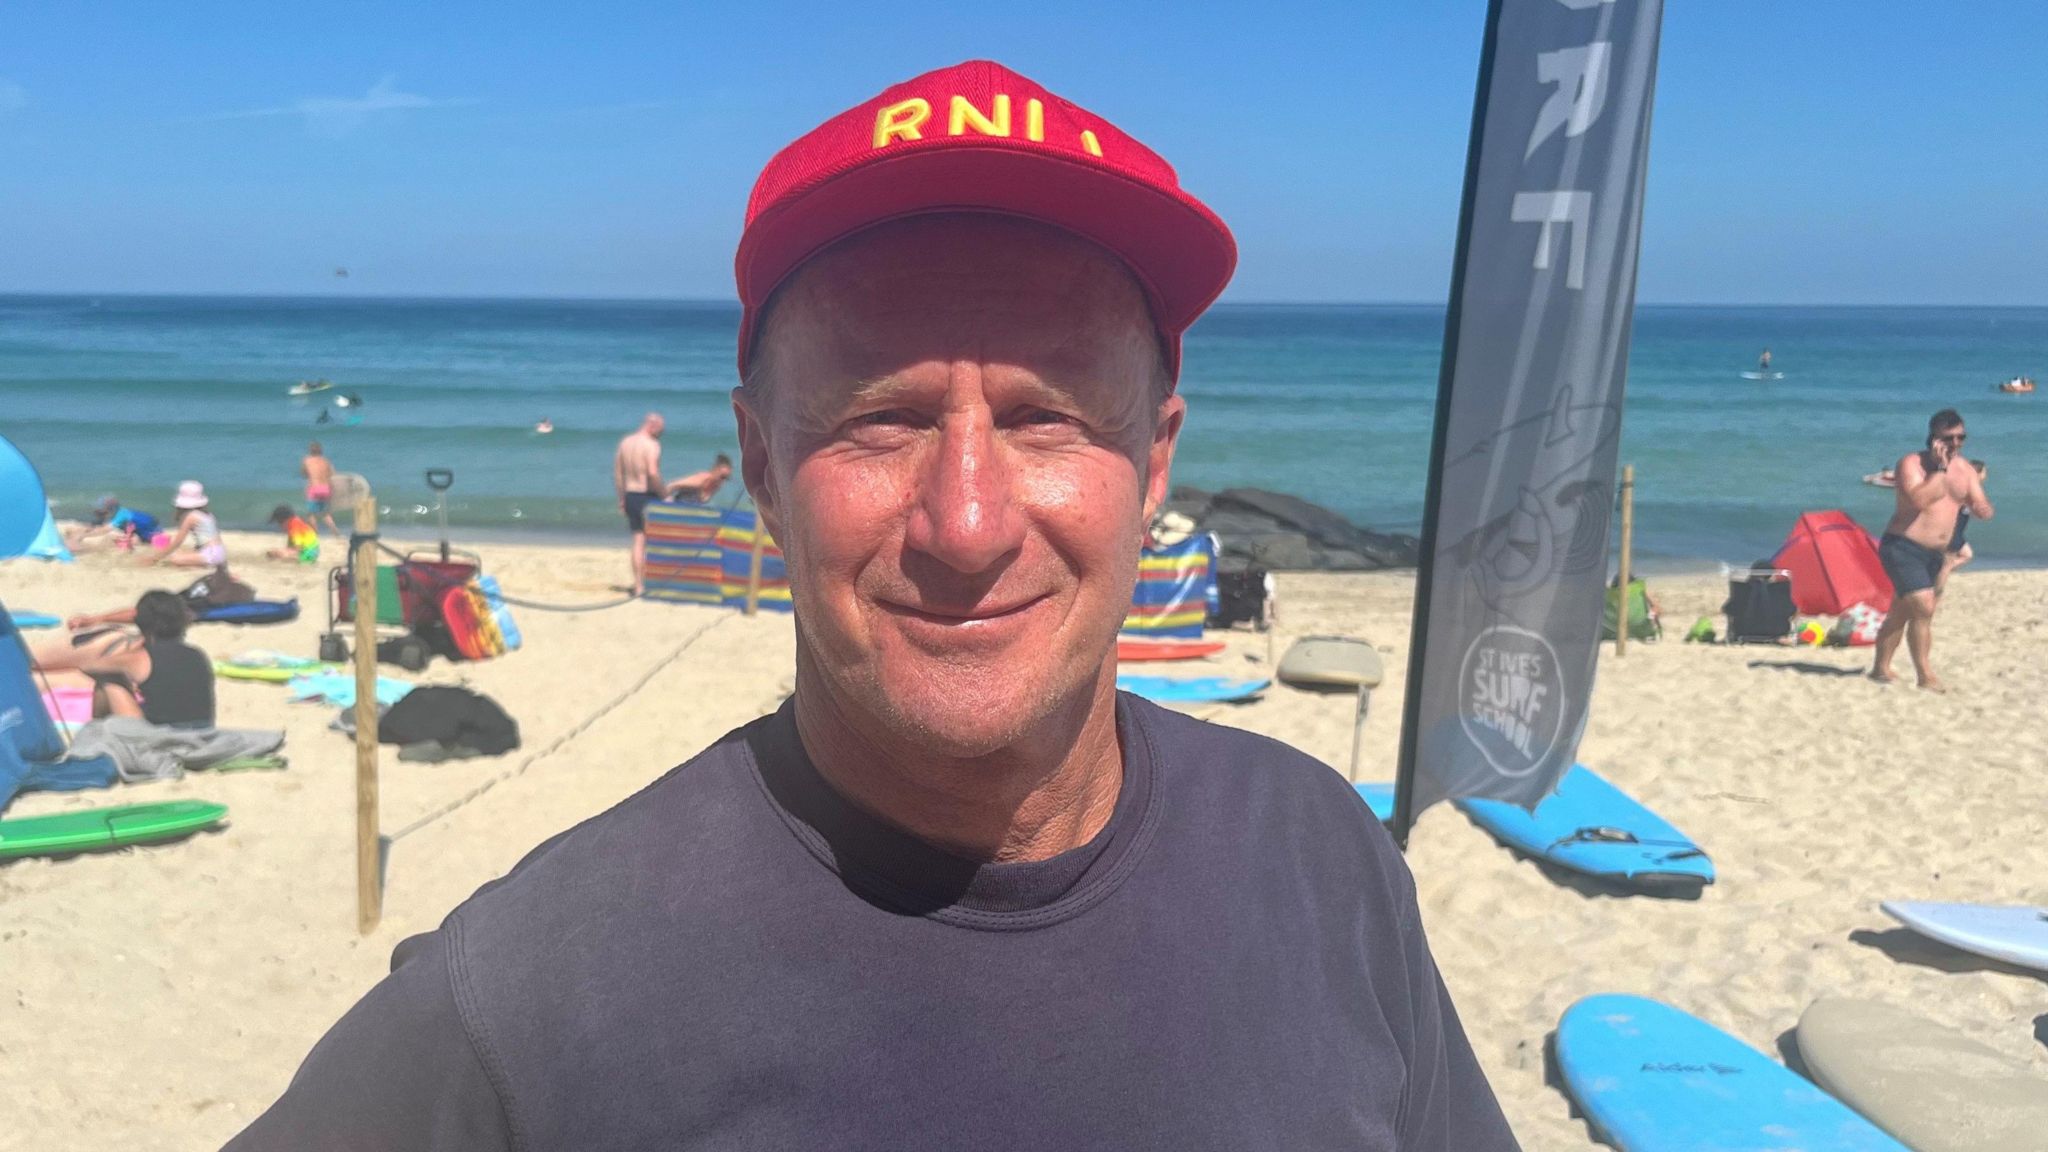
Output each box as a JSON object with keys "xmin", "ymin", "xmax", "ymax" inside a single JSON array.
[
  {"xmin": 1125, "ymin": 695, "xmax": 1387, "ymax": 843},
  {"xmin": 444, "ymin": 715, "xmax": 776, "ymax": 947}
]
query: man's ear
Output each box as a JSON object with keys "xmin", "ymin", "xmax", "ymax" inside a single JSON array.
[
  {"xmin": 1143, "ymin": 392, "xmax": 1186, "ymax": 525},
  {"xmin": 732, "ymin": 389, "xmax": 781, "ymax": 542}
]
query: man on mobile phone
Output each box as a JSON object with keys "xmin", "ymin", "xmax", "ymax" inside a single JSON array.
[{"xmin": 1871, "ymin": 408, "xmax": 1993, "ymax": 691}]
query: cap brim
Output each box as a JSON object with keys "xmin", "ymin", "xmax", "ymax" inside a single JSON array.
[{"xmin": 736, "ymin": 143, "xmax": 1236, "ymax": 374}]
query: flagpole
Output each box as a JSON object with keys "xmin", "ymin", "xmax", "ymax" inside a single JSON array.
[{"xmin": 1391, "ymin": 0, "xmax": 1508, "ymax": 851}]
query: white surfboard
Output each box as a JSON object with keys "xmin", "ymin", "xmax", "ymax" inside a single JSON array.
[
  {"xmin": 1798, "ymin": 997, "xmax": 2048, "ymax": 1152},
  {"xmin": 1740, "ymin": 370, "xmax": 1785, "ymax": 380},
  {"xmin": 1881, "ymin": 900, "xmax": 2048, "ymax": 973}
]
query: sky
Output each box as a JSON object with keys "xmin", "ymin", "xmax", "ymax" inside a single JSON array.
[{"xmin": 1, "ymin": 1, "xmax": 2044, "ymax": 305}]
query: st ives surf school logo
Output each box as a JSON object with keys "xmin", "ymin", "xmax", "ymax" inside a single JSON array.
[{"xmin": 1458, "ymin": 626, "xmax": 1567, "ymax": 777}]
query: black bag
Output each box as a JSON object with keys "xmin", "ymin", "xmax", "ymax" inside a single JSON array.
[
  {"xmin": 1209, "ymin": 564, "xmax": 1272, "ymax": 629},
  {"xmin": 1723, "ymin": 564, "xmax": 1795, "ymax": 643}
]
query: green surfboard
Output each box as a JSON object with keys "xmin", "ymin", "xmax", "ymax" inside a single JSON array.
[{"xmin": 0, "ymin": 800, "xmax": 228, "ymax": 860}]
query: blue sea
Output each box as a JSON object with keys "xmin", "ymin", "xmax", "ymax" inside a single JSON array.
[{"xmin": 3, "ymin": 296, "xmax": 2043, "ymax": 566}]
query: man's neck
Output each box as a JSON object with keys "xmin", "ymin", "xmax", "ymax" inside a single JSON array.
[{"xmin": 790, "ymin": 663, "xmax": 1124, "ymax": 864}]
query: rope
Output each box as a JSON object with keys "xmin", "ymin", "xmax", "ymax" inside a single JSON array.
[{"xmin": 384, "ymin": 613, "xmax": 729, "ymax": 842}]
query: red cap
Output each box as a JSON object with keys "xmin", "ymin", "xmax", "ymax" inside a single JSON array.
[{"xmin": 734, "ymin": 60, "xmax": 1236, "ymax": 382}]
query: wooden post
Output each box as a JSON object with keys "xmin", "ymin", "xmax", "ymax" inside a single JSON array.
[
  {"xmin": 352, "ymin": 493, "xmax": 382, "ymax": 934},
  {"xmin": 1616, "ymin": 464, "xmax": 1635, "ymax": 657},
  {"xmin": 742, "ymin": 515, "xmax": 768, "ymax": 617}
]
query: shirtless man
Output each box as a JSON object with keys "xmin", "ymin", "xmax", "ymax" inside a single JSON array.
[
  {"xmin": 613, "ymin": 413, "xmax": 665, "ymax": 594},
  {"xmin": 664, "ymin": 453, "xmax": 733, "ymax": 504},
  {"xmin": 301, "ymin": 442, "xmax": 339, "ymax": 534},
  {"xmin": 1871, "ymin": 409, "xmax": 1993, "ymax": 692}
]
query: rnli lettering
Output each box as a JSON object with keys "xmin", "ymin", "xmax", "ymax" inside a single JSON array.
[{"xmin": 873, "ymin": 93, "xmax": 1098, "ymax": 156}]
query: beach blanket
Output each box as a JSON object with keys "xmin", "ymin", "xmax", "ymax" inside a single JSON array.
[
  {"xmin": 64, "ymin": 717, "xmax": 284, "ymax": 784},
  {"xmin": 286, "ymin": 672, "xmax": 414, "ymax": 710}
]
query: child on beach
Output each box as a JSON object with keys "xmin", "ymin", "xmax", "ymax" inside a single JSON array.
[
  {"xmin": 301, "ymin": 441, "xmax": 339, "ymax": 534},
  {"xmin": 265, "ymin": 504, "xmax": 320, "ymax": 563},
  {"xmin": 148, "ymin": 481, "xmax": 228, "ymax": 570},
  {"xmin": 67, "ymin": 494, "xmax": 160, "ymax": 551}
]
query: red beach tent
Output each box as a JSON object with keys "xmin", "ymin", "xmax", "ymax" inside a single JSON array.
[{"xmin": 1771, "ymin": 510, "xmax": 1894, "ymax": 615}]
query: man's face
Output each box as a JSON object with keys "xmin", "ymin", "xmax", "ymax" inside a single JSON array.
[{"xmin": 735, "ymin": 215, "xmax": 1182, "ymax": 758}]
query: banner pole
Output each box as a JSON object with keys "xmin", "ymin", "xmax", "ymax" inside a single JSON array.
[
  {"xmin": 352, "ymin": 492, "xmax": 382, "ymax": 935},
  {"xmin": 1391, "ymin": 0, "xmax": 1507, "ymax": 851},
  {"xmin": 1617, "ymin": 465, "xmax": 1635, "ymax": 656}
]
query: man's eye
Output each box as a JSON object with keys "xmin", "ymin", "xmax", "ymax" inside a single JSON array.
[
  {"xmin": 852, "ymin": 409, "xmax": 918, "ymax": 428},
  {"xmin": 1019, "ymin": 408, "xmax": 1075, "ymax": 426}
]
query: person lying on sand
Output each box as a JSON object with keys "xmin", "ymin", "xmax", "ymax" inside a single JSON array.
[
  {"xmin": 66, "ymin": 494, "xmax": 161, "ymax": 551},
  {"xmin": 31, "ymin": 590, "xmax": 215, "ymax": 728},
  {"xmin": 65, "ymin": 572, "xmax": 255, "ymax": 632}
]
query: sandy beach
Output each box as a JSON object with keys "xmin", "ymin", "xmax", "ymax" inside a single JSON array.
[{"xmin": 2, "ymin": 531, "xmax": 2044, "ymax": 1150}]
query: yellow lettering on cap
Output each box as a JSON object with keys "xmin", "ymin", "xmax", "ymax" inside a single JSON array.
[
  {"xmin": 948, "ymin": 93, "xmax": 1011, "ymax": 138},
  {"xmin": 1025, "ymin": 98, "xmax": 1044, "ymax": 142},
  {"xmin": 873, "ymin": 98, "xmax": 932, "ymax": 147},
  {"xmin": 1079, "ymin": 129, "xmax": 1103, "ymax": 158}
]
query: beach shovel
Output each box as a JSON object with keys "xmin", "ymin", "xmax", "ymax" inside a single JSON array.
[{"xmin": 1276, "ymin": 636, "xmax": 1384, "ymax": 783}]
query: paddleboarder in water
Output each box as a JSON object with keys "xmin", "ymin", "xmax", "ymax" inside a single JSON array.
[
  {"xmin": 1758, "ymin": 348, "xmax": 1772, "ymax": 373},
  {"xmin": 229, "ymin": 60, "xmax": 1517, "ymax": 1152}
]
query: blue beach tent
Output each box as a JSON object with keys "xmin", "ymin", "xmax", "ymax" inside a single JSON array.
[{"xmin": 0, "ymin": 601, "xmax": 117, "ymax": 812}]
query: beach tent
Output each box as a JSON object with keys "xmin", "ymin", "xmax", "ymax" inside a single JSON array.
[
  {"xmin": 0, "ymin": 600, "xmax": 117, "ymax": 812},
  {"xmin": 24, "ymin": 510, "xmax": 72, "ymax": 561},
  {"xmin": 1771, "ymin": 510, "xmax": 1893, "ymax": 616},
  {"xmin": 0, "ymin": 433, "xmax": 52, "ymax": 559},
  {"xmin": 1122, "ymin": 533, "xmax": 1220, "ymax": 640}
]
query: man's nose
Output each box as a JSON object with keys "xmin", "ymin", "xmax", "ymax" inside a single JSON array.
[{"xmin": 904, "ymin": 411, "xmax": 1025, "ymax": 575}]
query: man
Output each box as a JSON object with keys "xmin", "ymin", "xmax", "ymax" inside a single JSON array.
[
  {"xmin": 663, "ymin": 452, "xmax": 734, "ymax": 503},
  {"xmin": 301, "ymin": 442, "xmax": 339, "ymax": 534},
  {"xmin": 228, "ymin": 61, "xmax": 1516, "ymax": 1151},
  {"xmin": 1872, "ymin": 408, "xmax": 1993, "ymax": 692},
  {"xmin": 612, "ymin": 412, "xmax": 665, "ymax": 594}
]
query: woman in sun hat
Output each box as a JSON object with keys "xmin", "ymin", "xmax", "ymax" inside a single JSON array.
[{"xmin": 148, "ymin": 480, "xmax": 229, "ymax": 570}]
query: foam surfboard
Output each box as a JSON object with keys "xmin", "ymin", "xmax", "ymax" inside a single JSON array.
[
  {"xmin": 215, "ymin": 653, "xmax": 335, "ymax": 683},
  {"xmin": 1556, "ymin": 994, "xmax": 1908, "ymax": 1152},
  {"xmin": 1115, "ymin": 637, "xmax": 1225, "ymax": 662},
  {"xmin": 1797, "ymin": 997, "xmax": 2048, "ymax": 1152},
  {"xmin": 1880, "ymin": 900, "xmax": 2048, "ymax": 973},
  {"xmin": 1354, "ymin": 782, "xmax": 1394, "ymax": 823},
  {"xmin": 1740, "ymin": 370, "xmax": 1785, "ymax": 380},
  {"xmin": 1277, "ymin": 636, "xmax": 1385, "ymax": 689},
  {"xmin": 1115, "ymin": 675, "xmax": 1269, "ymax": 704},
  {"xmin": 1456, "ymin": 765, "xmax": 1713, "ymax": 890},
  {"xmin": 0, "ymin": 800, "xmax": 228, "ymax": 860}
]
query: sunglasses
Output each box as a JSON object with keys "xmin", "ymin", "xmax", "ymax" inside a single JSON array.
[{"xmin": 1936, "ymin": 432, "xmax": 1967, "ymax": 444}]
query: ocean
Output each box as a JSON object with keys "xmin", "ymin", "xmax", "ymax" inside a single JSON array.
[{"xmin": 3, "ymin": 296, "xmax": 2043, "ymax": 567}]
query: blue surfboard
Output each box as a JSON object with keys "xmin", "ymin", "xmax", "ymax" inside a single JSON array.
[
  {"xmin": 1456, "ymin": 765, "xmax": 1712, "ymax": 890},
  {"xmin": 1557, "ymin": 994, "xmax": 1908, "ymax": 1151},
  {"xmin": 1116, "ymin": 675, "xmax": 1269, "ymax": 704},
  {"xmin": 1354, "ymin": 782, "xmax": 1394, "ymax": 823}
]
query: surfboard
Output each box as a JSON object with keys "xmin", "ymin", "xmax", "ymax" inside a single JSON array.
[
  {"xmin": 1740, "ymin": 370, "xmax": 1785, "ymax": 380},
  {"xmin": 1880, "ymin": 900, "xmax": 2048, "ymax": 973},
  {"xmin": 1354, "ymin": 782, "xmax": 1394, "ymax": 823},
  {"xmin": 1455, "ymin": 764, "xmax": 1713, "ymax": 890},
  {"xmin": 215, "ymin": 653, "xmax": 335, "ymax": 683},
  {"xmin": 1115, "ymin": 675, "xmax": 1269, "ymax": 704},
  {"xmin": 1797, "ymin": 996, "xmax": 2048, "ymax": 1152},
  {"xmin": 1276, "ymin": 636, "xmax": 1385, "ymax": 689},
  {"xmin": 1556, "ymin": 994, "xmax": 1908, "ymax": 1152},
  {"xmin": 0, "ymin": 800, "xmax": 228, "ymax": 860},
  {"xmin": 193, "ymin": 598, "xmax": 300, "ymax": 625},
  {"xmin": 287, "ymin": 379, "xmax": 333, "ymax": 396},
  {"xmin": 10, "ymin": 611, "xmax": 60, "ymax": 629}
]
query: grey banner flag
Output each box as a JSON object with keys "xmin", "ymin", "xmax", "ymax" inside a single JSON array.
[{"xmin": 1393, "ymin": 0, "xmax": 1665, "ymax": 837}]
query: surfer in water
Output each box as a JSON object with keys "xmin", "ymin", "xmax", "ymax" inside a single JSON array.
[
  {"xmin": 1871, "ymin": 408, "xmax": 1993, "ymax": 692},
  {"xmin": 535, "ymin": 418, "xmax": 554, "ymax": 435}
]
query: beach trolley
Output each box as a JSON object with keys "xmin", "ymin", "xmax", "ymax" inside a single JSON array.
[{"xmin": 317, "ymin": 469, "xmax": 485, "ymax": 669}]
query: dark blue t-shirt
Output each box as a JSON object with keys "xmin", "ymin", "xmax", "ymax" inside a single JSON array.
[{"xmin": 229, "ymin": 695, "xmax": 1518, "ymax": 1151}]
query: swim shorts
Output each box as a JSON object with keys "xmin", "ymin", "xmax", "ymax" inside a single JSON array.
[
  {"xmin": 1879, "ymin": 533, "xmax": 1942, "ymax": 596},
  {"xmin": 306, "ymin": 483, "xmax": 332, "ymax": 515},
  {"xmin": 622, "ymin": 491, "xmax": 654, "ymax": 533}
]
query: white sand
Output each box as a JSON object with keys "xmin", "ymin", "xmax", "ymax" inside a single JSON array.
[{"xmin": 3, "ymin": 533, "xmax": 2044, "ymax": 1149}]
